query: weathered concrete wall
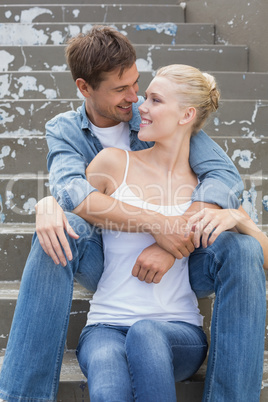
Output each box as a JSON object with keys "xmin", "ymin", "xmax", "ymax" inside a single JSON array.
[{"xmin": 185, "ymin": 0, "xmax": 268, "ymax": 72}]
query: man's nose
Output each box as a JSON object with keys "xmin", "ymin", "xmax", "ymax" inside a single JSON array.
[{"xmin": 125, "ymin": 84, "xmax": 139, "ymax": 103}]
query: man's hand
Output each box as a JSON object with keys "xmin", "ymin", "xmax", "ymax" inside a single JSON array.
[
  {"xmin": 152, "ymin": 216, "xmax": 195, "ymax": 259},
  {"xmin": 35, "ymin": 196, "xmax": 79, "ymax": 266},
  {"xmin": 132, "ymin": 242, "xmax": 176, "ymax": 284}
]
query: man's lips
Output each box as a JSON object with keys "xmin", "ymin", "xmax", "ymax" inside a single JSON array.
[{"xmin": 118, "ymin": 105, "xmax": 132, "ymax": 111}]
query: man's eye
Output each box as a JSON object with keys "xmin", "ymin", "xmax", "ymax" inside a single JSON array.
[{"xmin": 153, "ymin": 98, "xmax": 160, "ymax": 103}]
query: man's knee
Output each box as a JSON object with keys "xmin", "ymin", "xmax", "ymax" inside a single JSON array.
[{"xmin": 65, "ymin": 212, "xmax": 102, "ymax": 245}]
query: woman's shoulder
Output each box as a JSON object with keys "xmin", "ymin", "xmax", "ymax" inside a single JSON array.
[
  {"xmin": 92, "ymin": 147, "xmax": 127, "ymax": 170},
  {"xmin": 86, "ymin": 148, "xmax": 128, "ymax": 194}
]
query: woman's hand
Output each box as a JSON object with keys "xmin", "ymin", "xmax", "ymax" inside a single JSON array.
[
  {"xmin": 132, "ymin": 242, "xmax": 176, "ymax": 284},
  {"xmin": 35, "ymin": 196, "xmax": 79, "ymax": 266},
  {"xmin": 187, "ymin": 207, "xmax": 245, "ymax": 248}
]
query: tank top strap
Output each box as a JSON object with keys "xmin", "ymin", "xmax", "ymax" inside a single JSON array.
[{"xmin": 122, "ymin": 149, "xmax": 130, "ymax": 184}]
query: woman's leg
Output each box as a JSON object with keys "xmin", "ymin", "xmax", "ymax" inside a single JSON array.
[
  {"xmin": 125, "ymin": 319, "xmax": 208, "ymax": 402},
  {"xmin": 77, "ymin": 324, "xmax": 134, "ymax": 402}
]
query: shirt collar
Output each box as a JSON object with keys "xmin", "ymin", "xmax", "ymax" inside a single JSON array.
[{"xmin": 80, "ymin": 102, "xmax": 91, "ymax": 130}]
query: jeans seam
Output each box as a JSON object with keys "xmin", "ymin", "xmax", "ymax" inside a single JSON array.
[
  {"xmin": 50, "ymin": 279, "xmax": 74, "ymax": 402},
  {"xmin": 204, "ymin": 271, "xmax": 222, "ymax": 402}
]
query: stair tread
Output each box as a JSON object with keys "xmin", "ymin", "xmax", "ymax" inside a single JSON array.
[
  {"xmin": 0, "ymin": 350, "xmax": 268, "ymax": 398},
  {"xmin": 0, "ymin": 4, "xmax": 185, "ymax": 24},
  {"xmin": 0, "ymin": 281, "xmax": 93, "ymax": 300}
]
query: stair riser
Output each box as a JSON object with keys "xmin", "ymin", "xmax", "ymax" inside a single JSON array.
[
  {"xmin": 0, "ymin": 0, "xmax": 180, "ymax": 3},
  {"xmin": 0, "ymin": 22, "xmax": 214, "ymax": 50},
  {"xmin": 0, "ymin": 44, "xmax": 247, "ymax": 75},
  {"xmin": 1, "ymin": 100, "xmax": 268, "ymax": 138},
  {"xmin": 0, "ymin": 5, "xmax": 185, "ymax": 24},
  {"xmin": 0, "ymin": 295, "xmax": 213, "ymax": 350},
  {"xmin": 0, "ymin": 137, "xmax": 267, "ymax": 177},
  {"xmin": 5, "ymin": 69, "xmax": 267, "ymax": 105}
]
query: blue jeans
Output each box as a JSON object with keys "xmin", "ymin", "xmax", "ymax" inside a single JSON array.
[
  {"xmin": 0, "ymin": 213, "xmax": 266, "ymax": 402},
  {"xmin": 76, "ymin": 321, "xmax": 207, "ymax": 402}
]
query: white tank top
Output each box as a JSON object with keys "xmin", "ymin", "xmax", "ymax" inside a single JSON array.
[{"xmin": 86, "ymin": 151, "xmax": 203, "ymax": 327}]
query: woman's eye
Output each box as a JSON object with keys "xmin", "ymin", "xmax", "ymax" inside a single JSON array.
[{"xmin": 153, "ymin": 98, "xmax": 160, "ymax": 103}]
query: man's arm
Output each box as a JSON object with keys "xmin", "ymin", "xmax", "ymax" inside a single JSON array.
[
  {"xmin": 46, "ymin": 111, "xmax": 99, "ymax": 211},
  {"xmin": 190, "ymin": 130, "xmax": 243, "ymax": 209}
]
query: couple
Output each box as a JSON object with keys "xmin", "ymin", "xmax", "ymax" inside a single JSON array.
[{"xmin": 0, "ymin": 26, "xmax": 266, "ymax": 402}]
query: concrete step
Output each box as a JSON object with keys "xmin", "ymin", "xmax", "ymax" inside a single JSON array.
[
  {"xmin": 0, "ymin": 349, "xmax": 267, "ymax": 401},
  {"xmin": 1, "ymin": 0, "xmax": 180, "ymax": 2},
  {"xmin": 3, "ymin": 0, "xmax": 181, "ymax": 3},
  {"xmin": 0, "ymin": 299, "xmax": 268, "ymax": 401},
  {"xmin": 5, "ymin": 69, "xmax": 268, "ymax": 104},
  {"xmin": 0, "ymin": 348, "xmax": 206, "ymax": 401},
  {"xmin": 0, "ymin": 22, "xmax": 214, "ymax": 50},
  {"xmin": 0, "ymin": 4, "xmax": 185, "ymax": 24},
  {"xmin": 0, "ymin": 280, "xmax": 213, "ymax": 350},
  {"xmin": 0, "ymin": 175, "xmax": 50, "ymax": 224},
  {"xmin": 1, "ymin": 100, "xmax": 268, "ymax": 138},
  {"xmin": 0, "ymin": 281, "xmax": 93, "ymax": 350},
  {"xmin": 0, "ymin": 43, "xmax": 248, "ymax": 75},
  {"xmin": 0, "ymin": 134, "xmax": 267, "ymax": 177},
  {"xmin": 2, "ymin": 70, "xmax": 266, "ymax": 102}
]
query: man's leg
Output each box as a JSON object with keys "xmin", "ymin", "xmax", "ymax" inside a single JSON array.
[
  {"xmin": 189, "ymin": 231, "xmax": 266, "ymax": 402},
  {"xmin": 0, "ymin": 213, "xmax": 103, "ymax": 402}
]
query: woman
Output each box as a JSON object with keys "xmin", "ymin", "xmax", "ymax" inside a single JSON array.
[{"xmin": 76, "ymin": 64, "xmax": 268, "ymax": 402}]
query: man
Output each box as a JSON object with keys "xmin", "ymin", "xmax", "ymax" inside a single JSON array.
[{"xmin": 0, "ymin": 26, "xmax": 265, "ymax": 402}]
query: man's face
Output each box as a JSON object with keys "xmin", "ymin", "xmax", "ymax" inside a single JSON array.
[{"xmin": 85, "ymin": 63, "xmax": 139, "ymax": 128}]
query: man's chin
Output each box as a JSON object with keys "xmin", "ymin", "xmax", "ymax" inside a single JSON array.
[{"xmin": 118, "ymin": 110, "xmax": 133, "ymax": 122}]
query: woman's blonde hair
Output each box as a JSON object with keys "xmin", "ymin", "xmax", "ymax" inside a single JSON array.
[{"xmin": 156, "ymin": 64, "xmax": 220, "ymax": 133}]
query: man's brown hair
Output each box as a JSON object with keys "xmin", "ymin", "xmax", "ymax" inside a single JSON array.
[{"xmin": 65, "ymin": 25, "xmax": 136, "ymax": 90}]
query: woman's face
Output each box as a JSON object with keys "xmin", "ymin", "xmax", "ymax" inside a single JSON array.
[{"xmin": 138, "ymin": 76, "xmax": 186, "ymax": 142}]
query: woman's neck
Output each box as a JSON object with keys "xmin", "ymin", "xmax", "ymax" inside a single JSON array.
[{"xmin": 147, "ymin": 129, "xmax": 192, "ymax": 176}]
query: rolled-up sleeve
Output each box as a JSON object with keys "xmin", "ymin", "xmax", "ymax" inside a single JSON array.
[{"xmin": 190, "ymin": 130, "xmax": 243, "ymax": 209}]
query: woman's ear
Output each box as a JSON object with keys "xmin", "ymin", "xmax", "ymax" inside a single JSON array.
[
  {"xmin": 179, "ymin": 107, "xmax": 196, "ymax": 126},
  {"xmin": 76, "ymin": 78, "xmax": 92, "ymax": 98}
]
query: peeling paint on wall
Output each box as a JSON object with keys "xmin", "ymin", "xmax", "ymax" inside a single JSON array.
[
  {"xmin": 20, "ymin": 7, "xmax": 53, "ymax": 23},
  {"xmin": 23, "ymin": 197, "xmax": 37, "ymax": 214},
  {"xmin": 0, "ymin": 145, "xmax": 11, "ymax": 169},
  {"xmin": 136, "ymin": 46, "xmax": 154, "ymax": 72},
  {"xmin": 241, "ymin": 184, "xmax": 258, "ymax": 223},
  {"xmin": 135, "ymin": 23, "xmax": 178, "ymax": 37},
  {"xmin": 231, "ymin": 149, "xmax": 255, "ymax": 169},
  {"xmin": 0, "ymin": 51, "xmax": 15, "ymax": 72},
  {"xmin": 263, "ymin": 195, "xmax": 268, "ymax": 212},
  {"xmin": 0, "ymin": 195, "xmax": 5, "ymax": 223}
]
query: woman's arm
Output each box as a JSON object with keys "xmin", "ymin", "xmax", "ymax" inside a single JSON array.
[{"xmin": 188, "ymin": 206, "xmax": 268, "ymax": 269}]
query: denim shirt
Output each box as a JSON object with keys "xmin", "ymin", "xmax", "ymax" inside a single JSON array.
[{"xmin": 46, "ymin": 96, "xmax": 243, "ymax": 211}]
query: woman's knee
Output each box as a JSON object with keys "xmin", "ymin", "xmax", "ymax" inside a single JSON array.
[{"xmin": 126, "ymin": 320, "xmax": 167, "ymax": 356}]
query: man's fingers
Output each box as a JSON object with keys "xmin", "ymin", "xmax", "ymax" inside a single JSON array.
[
  {"xmin": 40, "ymin": 232, "xmax": 61, "ymax": 265},
  {"xmin": 44, "ymin": 230, "xmax": 67, "ymax": 266},
  {"xmin": 56, "ymin": 229, "xmax": 73, "ymax": 261}
]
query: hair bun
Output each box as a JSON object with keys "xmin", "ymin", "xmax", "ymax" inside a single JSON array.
[{"xmin": 202, "ymin": 72, "xmax": 220, "ymax": 111}]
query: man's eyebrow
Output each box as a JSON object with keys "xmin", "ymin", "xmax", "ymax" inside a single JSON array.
[{"xmin": 113, "ymin": 75, "xmax": 140, "ymax": 90}]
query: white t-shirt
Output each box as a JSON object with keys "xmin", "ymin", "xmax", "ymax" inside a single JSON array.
[
  {"xmin": 86, "ymin": 151, "xmax": 203, "ymax": 328},
  {"xmin": 90, "ymin": 121, "xmax": 131, "ymax": 150}
]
